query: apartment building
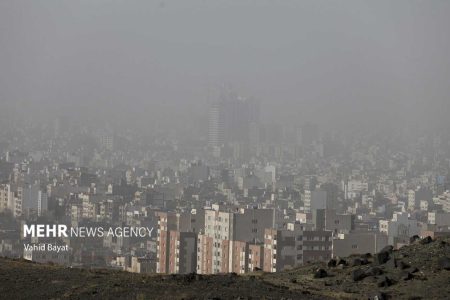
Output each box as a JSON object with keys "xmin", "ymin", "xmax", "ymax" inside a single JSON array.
[
  {"xmin": 263, "ymin": 223, "xmax": 332, "ymax": 272},
  {"xmin": 168, "ymin": 231, "xmax": 196, "ymax": 274}
]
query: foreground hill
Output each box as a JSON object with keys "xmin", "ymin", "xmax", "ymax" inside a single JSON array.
[{"xmin": 1, "ymin": 237, "xmax": 449, "ymax": 299}]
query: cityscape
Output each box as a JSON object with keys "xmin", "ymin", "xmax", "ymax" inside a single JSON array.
[
  {"xmin": 1, "ymin": 91, "xmax": 449, "ymax": 275},
  {"xmin": 1, "ymin": 1, "xmax": 450, "ymax": 299}
]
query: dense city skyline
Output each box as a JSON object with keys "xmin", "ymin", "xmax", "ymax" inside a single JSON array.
[{"xmin": 1, "ymin": 1, "xmax": 450, "ymax": 299}]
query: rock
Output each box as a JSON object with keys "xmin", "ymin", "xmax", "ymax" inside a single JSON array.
[
  {"xmin": 360, "ymin": 257, "xmax": 370, "ymax": 265},
  {"xmin": 397, "ymin": 261, "xmax": 410, "ymax": 270},
  {"xmin": 385, "ymin": 258, "xmax": 397, "ymax": 269},
  {"xmin": 419, "ymin": 236, "xmax": 433, "ymax": 245},
  {"xmin": 373, "ymin": 292, "xmax": 388, "ymax": 300},
  {"xmin": 365, "ymin": 267, "xmax": 384, "ymax": 277},
  {"xmin": 302, "ymin": 291, "xmax": 311, "ymax": 295},
  {"xmin": 409, "ymin": 235, "xmax": 420, "ymax": 244},
  {"xmin": 352, "ymin": 268, "xmax": 366, "ymax": 281},
  {"xmin": 437, "ymin": 257, "xmax": 450, "ymax": 270},
  {"xmin": 380, "ymin": 245, "xmax": 394, "ymax": 253},
  {"xmin": 184, "ymin": 272, "xmax": 198, "ymax": 282},
  {"xmin": 361, "ymin": 253, "xmax": 372, "ymax": 260},
  {"xmin": 406, "ymin": 267, "xmax": 419, "ymax": 273},
  {"xmin": 400, "ymin": 271, "xmax": 413, "ymax": 281},
  {"xmin": 351, "ymin": 258, "xmax": 363, "ymax": 266},
  {"xmin": 375, "ymin": 251, "xmax": 390, "ymax": 265},
  {"xmin": 327, "ymin": 259, "xmax": 337, "ymax": 268},
  {"xmin": 337, "ymin": 258, "xmax": 348, "ymax": 266},
  {"xmin": 377, "ymin": 275, "xmax": 393, "ymax": 287},
  {"xmin": 351, "ymin": 257, "xmax": 369, "ymax": 266},
  {"xmin": 314, "ymin": 268, "xmax": 328, "ymax": 278}
]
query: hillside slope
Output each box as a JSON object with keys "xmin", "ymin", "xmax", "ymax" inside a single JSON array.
[{"xmin": 0, "ymin": 237, "xmax": 449, "ymax": 300}]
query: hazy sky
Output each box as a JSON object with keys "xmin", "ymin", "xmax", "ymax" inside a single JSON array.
[{"xmin": 1, "ymin": 0, "xmax": 449, "ymax": 130}]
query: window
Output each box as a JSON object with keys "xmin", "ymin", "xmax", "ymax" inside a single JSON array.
[{"xmin": 351, "ymin": 244, "xmax": 358, "ymax": 249}]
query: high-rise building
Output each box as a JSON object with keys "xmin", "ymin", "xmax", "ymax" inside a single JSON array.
[
  {"xmin": 199, "ymin": 206, "xmax": 274, "ymax": 274},
  {"xmin": 208, "ymin": 92, "xmax": 260, "ymax": 156},
  {"xmin": 208, "ymin": 100, "xmax": 225, "ymax": 155},
  {"xmin": 168, "ymin": 231, "xmax": 197, "ymax": 274},
  {"xmin": 0, "ymin": 184, "xmax": 11, "ymax": 213},
  {"xmin": 204, "ymin": 208, "xmax": 234, "ymax": 273},
  {"xmin": 156, "ymin": 211, "xmax": 205, "ymax": 274},
  {"xmin": 2, "ymin": 185, "xmax": 23, "ymax": 217},
  {"xmin": 196, "ymin": 234, "xmax": 213, "ymax": 274},
  {"xmin": 22, "ymin": 184, "xmax": 48, "ymax": 217}
]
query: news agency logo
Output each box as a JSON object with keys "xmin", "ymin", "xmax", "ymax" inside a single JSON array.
[{"xmin": 23, "ymin": 224, "xmax": 154, "ymax": 238}]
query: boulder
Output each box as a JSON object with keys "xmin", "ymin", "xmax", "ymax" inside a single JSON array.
[
  {"xmin": 438, "ymin": 257, "xmax": 450, "ymax": 270},
  {"xmin": 352, "ymin": 268, "xmax": 366, "ymax": 281},
  {"xmin": 374, "ymin": 251, "xmax": 390, "ymax": 265},
  {"xmin": 380, "ymin": 245, "xmax": 394, "ymax": 253},
  {"xmin": 337, "ymin": 258, "xmax": 348, "ymax": 266},
  {"xmin": 406, "ymin": 267, "xmax": 419, "ymax": 273},
  {"xmin": 373, "ymin": 292, "xmax": 388, "ymax": 300},
  {"xmin": 327, "ymin": 259, "xmax": 337, "ymax": 268},
  {"xmin": 397, "ymin": 261, "xmax": 410, "ymax": 270},
  {"xmin": 409, "ymin": 235, "xmax": 420, "ymax": 244},
  {"xmin": 377, "ymin": 275, "xmax": 393, "ymax": 287},
  {"xmin": 361, "ymin": 253, "xmax": 372, "ymax": 260},
  {"xmin": 314, "ymin": 268, "xmax": 328, "ymax": 278},
  {"xmin": 385, "ymin": 258, "xmax": 397, "ymax": 269},
  {"xmin": 365, "ymin": 266, "xmax": 384, "ymax": 277},
  {"xmin": 359, "ymin": 257, "xmax": 370, "ymax": 265},
  {"xmin": 351, "ymin": 258, "xmax": 363, "ymax": 266},
  {"xmin": 400, "ymin": 271, "xmax": 413, "ymax": 281},
  {"xmin": 419, "ymin": 236, "xmax": 433, "ymax": 245}
]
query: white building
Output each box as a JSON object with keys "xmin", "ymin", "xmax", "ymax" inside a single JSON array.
[
  {"xmin": 303, "ymin": 190, "xmax": 311, "ymax": 213},
  {"xmin": 204, "ymin": 208, "xmax": 234, "ymax": 274},
  {"xmin": 379, "ymin": 212, "xmax": 421, "ymax": 247}
]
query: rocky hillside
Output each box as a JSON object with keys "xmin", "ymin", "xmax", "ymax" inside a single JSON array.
[{"xmin": 1, "ymin": 237, "xmax": 449, "ymax": 300}]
